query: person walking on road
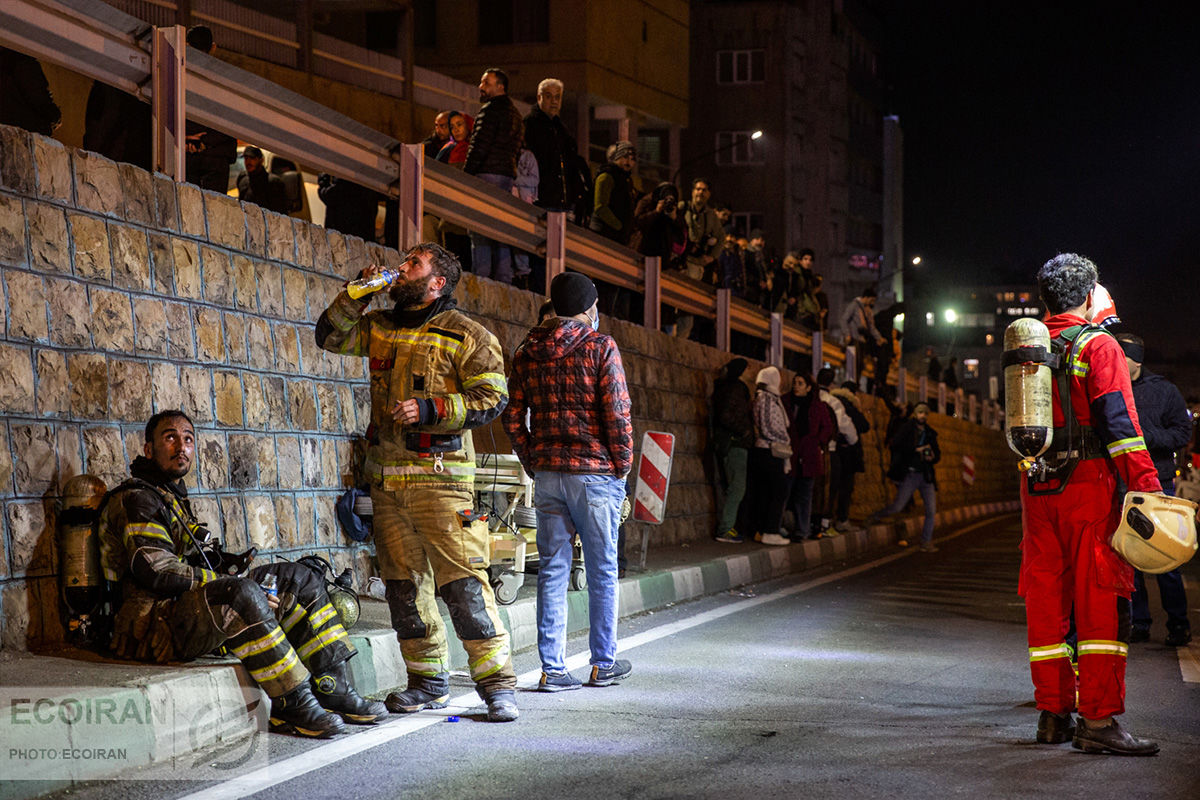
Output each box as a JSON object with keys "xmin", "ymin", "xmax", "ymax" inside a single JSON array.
[
  {"xmin": 868, "ymin": 402, "xmax": 940, "ymax": 551},
  {"xmin": 503, "ymin": 272, "xmax": 635, "ymax": 692}
]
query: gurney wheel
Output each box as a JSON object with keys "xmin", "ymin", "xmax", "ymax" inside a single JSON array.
[
  {"xmin": 569, "ymin": 566, "xmax": 587, "ymax": 592},
  {"xmin": 492, "ymin": 570, "xmax": 523, "ymax": 605}
]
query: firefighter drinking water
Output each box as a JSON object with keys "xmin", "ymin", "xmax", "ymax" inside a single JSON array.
[{"xmin": 98, "ymin": 411, "xmax": 386, "ymax": 738}]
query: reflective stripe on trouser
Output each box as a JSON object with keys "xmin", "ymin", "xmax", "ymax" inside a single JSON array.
[
  {"xmin": 1019, "ymin": 461, "xmax": 1129, "ymax": 719},
  {"xmin": 248, "ymin": 562, "xmax": 355, "ymax": 677},
  {"xmin": 371, "ymin": 484, "xmax": 515, "ymax": 691}
]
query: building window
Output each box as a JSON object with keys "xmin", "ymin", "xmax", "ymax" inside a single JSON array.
[
  {"xmin": 731, "ymin": 212, "xmax": 764, "ymax": 240},
  {"xmin": 715, "ymin": 131, "xmax": 764, "ymax": 165},
  {"xmin": 478, "ymin": 0, "xmax": 549, "ymax": 45},
  {"xmin": 716, "ymin": 50, "xmax": 765, "ymax": 84}
]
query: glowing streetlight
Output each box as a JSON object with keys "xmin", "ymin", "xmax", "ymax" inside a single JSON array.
[
  {"xmin": 911, "ymin": 256, "xmax": 922, "ymax": 266},
  {"xmin": 944, "ymin": 308, "xmax": 958, "ymax": 324}
]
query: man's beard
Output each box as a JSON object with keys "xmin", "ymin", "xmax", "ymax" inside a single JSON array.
[{"xmin": 389, "ymin": 277, "xmax": 431, "ymax": 307}]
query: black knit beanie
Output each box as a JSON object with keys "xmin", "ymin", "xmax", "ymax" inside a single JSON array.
[{"xmin": 550, "ymin": 272, "xmax": 598, "ymax": 317}]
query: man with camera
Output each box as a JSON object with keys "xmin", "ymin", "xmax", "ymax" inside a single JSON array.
[
  {"xmin": 867, "ymin": 402, "xmax": 941, "ymax": 552},
  {"xmin": 98, "ymin": 410, "xmax": 385, "ymax": 738}
]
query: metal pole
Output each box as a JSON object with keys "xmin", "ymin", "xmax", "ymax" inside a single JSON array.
[
  {"xmin": 151, "ymin": 25, "xmax": 186, "ymax": 181},
  {"xmin": 896, "ymin": 366, "xmax": 907, "ymax": 404},
  {"xmin": 546, "ymin": 211, "xmax": 567, "ymax": 293},
  {"xmin": 716, "ymin": 288, "xmax": 731, "ymax": 352},
  {"xmin": 844, "ymin": 345, "xmax": 857, "ymax": 382},
  {"xmin": 918, "ymin": 376, "xmax": 928, "ymax": 404},
  {"xmin": 643, "ymin": 256, "xmax": 661, "ymax": 332},
  {"xmin": 394, "ymin": 143, "xmax": 424, "ymax": 250},
  {"xmin": 811, "ymin": 330, "xmax": 823, "ymax": 377},
  {"xmin": 769, "ymin": 312, "xmax": 783, "ymax": 368}
]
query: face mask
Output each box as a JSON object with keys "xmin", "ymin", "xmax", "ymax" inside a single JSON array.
[{"xmin": 590, "ymin": 310, "xmax": 600, "ymax": 331}]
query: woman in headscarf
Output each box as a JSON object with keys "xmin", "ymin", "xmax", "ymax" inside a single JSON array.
[
  {"xmin": 436, "ymin": 111, "xmax": 474, "ymax": 167},
  {"xmin": 746, "ymin": 366, "xmax": 792, "ymax": 546}
]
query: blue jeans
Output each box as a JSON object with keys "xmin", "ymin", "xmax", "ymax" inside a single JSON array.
[
  {"xmin": 878, "ymin": 471, "xmax": 937, "ymax": 544},
  {"xmin": 534, "ymin": 472, "xmax": 625, "ymax": 672},
  {"xmin": 470, "ymin": 173, "xmax": 514, "ymax": 283},
  {"xmin": 787, "ymin": 475, "xmax": 815, "ymax": 538}
]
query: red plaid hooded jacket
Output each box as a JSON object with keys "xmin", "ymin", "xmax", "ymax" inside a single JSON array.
[{"xmin": 503, "ymin": 317, "xmax": 634, "ymax": 476}]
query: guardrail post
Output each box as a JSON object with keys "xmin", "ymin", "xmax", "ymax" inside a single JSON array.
[
  {"xmin": 643, "ymin": 256, "xmax": 661, "ymax": 332},
  {"xmin": 546, "ymin": 211, "xmax": 567, "ymax": 293},
  {"xmin": 810, "ymin": 330, "xmax": 823, "ymax": 377},
  {"xmin": 918, "ymin": 376, "xmax": 928, "ymax": 403},
  {"xmin": 844, "ymin": 345, "xmax": 857, "ymax": 382},
  {"xmin": 393, "ymin": 144, "xmax": 423, "ymax": 250},
  {"xmin": 151, "ymin": 25, "xmax": 186, "ymax": 180},
  {"xmin": 937, "ymin": 382, "xmax": 948, "ymax": 415},
  {"xmin": 769, "ymin": 312, "xmax": 783, "ymax": 368},
  {"xmin": 896, "ymin": 366, "xmax": 907, "ymax": 404},
  {"xmin": 968, "ymin": 392, "xmax": 978, "ymax": 423},
  {"xmin": 716, "ymin": 289, "xmax": 731, "ymax": 352}
]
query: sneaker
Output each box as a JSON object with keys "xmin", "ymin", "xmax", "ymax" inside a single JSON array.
[
  {"xmin": 761, "ymin": 533, "xmax": 791, "ymax": 546},
  {"xmin": 824, "ymin": 528, "xmax": 841, "ymax": 538},
  {"xmin": 714, "ymin": 530, "xmax": 744, "ymax": 544},
  {"xmin": 1128, "ymin": 627, "xmax": 1150, "ymax": 643},
  {"xmin": 586, "ymin": 659, "xmax": 632, "ymax": 687},
  {"xmin": 1165, "ymin": 628, "xmax": 1192, "ymax": 647},
  {"xmin": 834, "ymin": 520, "xmax": 852, "ymax": 532},
  {"xmin": 538, "ymin": 671, "xmax": 582, "ymax": 692},
  {"xmin": 919, "ymin": 543, "xmax": 939, "ymax": 553}
]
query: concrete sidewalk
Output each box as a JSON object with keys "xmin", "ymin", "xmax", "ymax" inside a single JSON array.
[{"xmin": 0, "ymin": 501, "xmax": 1018, "ymax": 800}]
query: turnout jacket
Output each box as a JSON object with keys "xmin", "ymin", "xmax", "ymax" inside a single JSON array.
[
  {"xmin": 317, "ymin": 292, "xmax": 508, "ymax": 490},
  {"xmin": 502, "ymin": 317, "xmax": 633, "ymax": 477}
]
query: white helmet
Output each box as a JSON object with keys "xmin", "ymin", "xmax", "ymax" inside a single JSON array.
[{"xmin": 1110, "ymin": 492, "xmax": 1198, "ymax": 574}]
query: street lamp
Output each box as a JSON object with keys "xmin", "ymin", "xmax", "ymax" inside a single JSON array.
[
  {"xmin": 911, "ymin": 256, "xmax": 922, "ymax": 266},
  {"xmin": 671, "ymin": 130, "xmax": 764, "ymax": 186},
  {"xmin": 944, "ymin": 308, "xmax": 958, "ymax": 324}
]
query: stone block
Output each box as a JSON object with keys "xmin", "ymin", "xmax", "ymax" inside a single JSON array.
[
  {"xmin": 243, "ymin": 373, "xmax": 267, "ymax": 429},
  {"xmin": 147, "ymin": 232, "xmax": 173, "ymax": 294},
  {"xmin": 276, "ymin": 436, "xmax": 302, "ymax": 489},
  {"xmin": 311, "ymin": 226, "xmax": 331, "ymax": 273},
  {"xmin": 11, "ymin": 423, "xmax": 55, "ymax": 495},
  {"xmin": 201, "ymin": 245, "xmax": 234, "ymax": 305},
  {"xmin": 320, "ymin": 439, "xmax": 341, "ymax": 487},
  {"xmin": 245, "ymin": 495, "xmax": 277, "ymax": 551},
  {"xmin": 153, "ymin": 173, "xmax": 179, "ymax": 232},
  {"xmin": 5, "ymin": 270, "xmax": 48, "ymax": 341},
  {"xmin": 82, "ymin": 425, "xmax": 126, "ymax": 489},
  {"xmin": 338, "ymin": 384, "xmax": 357, "ymax": 431},
  {"xmin": 295, "ymin": 496, "xmax": 316, "ymax": 546},
  {"xmin": 266, "ymin": 211, "xmax": 295, "ymax": 262},
  {"xmin": 353, "ymin": 386, "xmax": 371, "ymax": 431},
  {"xmin": 150, "ymin": 362, "xmax": 183, "ymax": 412},
  {"xmin": 56, "ymin": 426, "xmax": 82, "ymax": 486},
  {"xmin": 345, "ymin": 235, "xmax": 369, "ymax": 276},
  {"xmin": 255, "ymin": 434, "xmax": 277, "ymax": 487},
  {"xmin": 197, "ymin": 434, "xmax": 228, "ymax": 490},
  {"xmin": 35, "ymin": 348, "xmax": 68, "ymax": 417},
  {"xmin": 195, "ymin": 307, "xmax": 225, "ymax": 362},
  {"xmin": 255, "ymin": 260, "xmax": 283, "ymax": 316},
  {"xmin": 243, "ymin": 202, "xmax": 266, "ymax": 256},
  {"xmin": 34, "ymin": 134, "xmax": 72, "ymax": 202},
  {"xmin": 315, "ymin": 495, "xmax": 338, "ymax": 547},
  {"xmin": 326, "ymin": 230, "xmax": 346, "ymax": 271},
  {"xmin": 0, "ymin": 426, "xmax": 12, "ymax": 496},
  {"xmin": 109, "ymin": 359, "xmax": 153, "ymax": 421},
  {"xmin": 275, "ymin": 322, "xmax": 300, "ymax": 372},
  {"xmin": 224, "ymin": 312, "xmax": 247, "ymax": 364},
  {"xmin": 316, "ymin": 383, "xmax": 340, "ymax": 432},
  {"xmin": 0, "ymin": 194, "xmax": 27, "ymax": 267},
  {"xmin": 263, "ymin": 376, "xmax": 288, "ymax": 428},
  {"xmin": 214, "ymin": 371, "xmax": 244, "ymax": 427},
  {"xmin": 68, "ymin": 353, "xmax": 108, "ymax": 419},
  {"xmin": 181, "ymin": 366, "xmax": 213, "ymax": 422},
  {"xmin": 178, "ymin": 182, "xmax": 207, "ymax": 239},
  {"xmin": 165, "ymin": 299, "xmax": 195, "ymax": 359},
  {"xmin": 190, "ymin": 496, "xmax": 222, "ymax": 543},
  {"xmin": 133, "ymin": 297, "xmax": 169, "ymax": 355},
  {"xmin": 72, "ymin": 149, "xmax": 124, "ymax": 217},
  {"xmin": 110, "ymin": 223, "xmax": 151, "ymax": 291},
  {"xmin": 7, "ymin": 501, "xmax": 53, "ymax": 578},
  {"xmin": 44, "ymin": 276, "xmax": 88, "ymax": 348},
  {"xmin": 171, "ymin": 236, "xmax": 201, "ymax": 299},
  {"xmin": 220, "ymin": 496, "xmax": 248, "ymax": 552},
  {"xmin": 69, "ymin": 213, "xmax": 111, "ymax": 281},
  {"xmin": 300, "ymin": 438, "xmax": 322, "ymax": 488},
  {"xmin": 205, "ymin": 192, "xmax": 246, "ymax": 250},
  {"xmin": 233, "ymin": 255, "xmax": 256, "ymax": 310},
  {"xmin": 227, "ymin": 434, "xmax": 259, "ymax": 489},
  {"xmin": 288, "ymin": 380, "xmax": 318, "ymax": 430},
  {"xmin": 292, "ymin": 218, "xmax": 314, "ymax": 269},
  {"xmin": 90, "ymin": 288, "xmax": 135, "ymax": 352},
  {"xmin": 27, "ymin": 201, "xmax": 70, "ymax": 274},
  {"xmin": 0, "ymin": 125, "xmax": 33, "ymax": 192},
  {"xmin": 299, "ymin": 334, "xmax": 323, "ymax": 376},
  {"xmin": 118, "ymin": 163, "xmax": 155, "ymax": 225},
  {"xmin": 247, "ymin": 316, "xmax": 273, "ymax": 367},
  {"xmin": 307, "ymin": 273, "xmax": 339, "ymax": 324},
  {"xmin": 274, "ymin": 496, "xmax": 298, "ymax": 548},
  {"xmin": 282, "ymin": 266, "xmax": 308, "ymax": 320}
]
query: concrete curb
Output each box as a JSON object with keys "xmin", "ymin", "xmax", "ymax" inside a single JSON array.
[{"xmin": 1, "ymin": 501, "xmax": 1019, "ymax": 800}]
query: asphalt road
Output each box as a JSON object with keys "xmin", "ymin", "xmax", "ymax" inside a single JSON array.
[{"xmin": 43, "ymin": 514, "xmax": 1200, "ymax": 800}]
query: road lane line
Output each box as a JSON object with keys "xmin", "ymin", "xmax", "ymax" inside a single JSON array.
[{"xmin": 179, "ymin": 515, "xmax": 1011, "ymax": 800}]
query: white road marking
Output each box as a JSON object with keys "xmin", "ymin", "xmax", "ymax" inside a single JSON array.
[{"xmin": 178, "ymin": 516, "xmax": 1009, "ymax": 800}]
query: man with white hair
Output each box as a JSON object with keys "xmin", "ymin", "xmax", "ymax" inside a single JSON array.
[{"xmin": 523, "ymin": 78, "xmax": 584, "ymax": 214}]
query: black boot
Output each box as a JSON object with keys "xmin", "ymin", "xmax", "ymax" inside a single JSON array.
[
  {"xmin": 385, "ymin": 672, "xmax": 451, "ymax": 713},
  {"xmin": 1036, "ymin": 710, "xmax": 1075, "ymax": 744},
  {"xmin": 1072, "ymin": 718, "xmax": 1159, "ymax": 756},
  {"xmin": 312, "ymin": 661, "xmax": 388, "ymax": 724},
  {"xmin": 481, "ymin": 688, "xmax": 519, "ymax": 722},
  {"xmin": 269, "ymin": 683, "xmax": 347, "ymax": 738}
]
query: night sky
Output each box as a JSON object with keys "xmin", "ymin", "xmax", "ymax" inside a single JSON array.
[{"xmin": 879, "ymin": 2, "xmax": 1200, "ymax": 365}]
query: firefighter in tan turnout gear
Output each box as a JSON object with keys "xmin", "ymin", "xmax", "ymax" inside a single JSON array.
[
  {"xmin": 316, "ymin": 243, "xmax": 519, "ymax": 722},
  {"xmin": 99, "ymin": 411, "xmax": 386, "ymax": 738}
]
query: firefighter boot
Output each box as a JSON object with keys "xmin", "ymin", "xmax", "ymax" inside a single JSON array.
[
  {"xmin": 385, "ymin": 672, "xmax": 451, "ymax": 713},
  {"xmin": 482, "ymin": 688, "xmax": 519, "ymax": 722},
  {"xmin": 269, "ymin": 683, "xmax": 347, "ymax": 738},
  {"xmin": 311, "ymin": 661, "xmax": 388, "ymax": 724}
]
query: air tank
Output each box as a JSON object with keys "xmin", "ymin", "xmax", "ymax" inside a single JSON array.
[{"xmin": 1004, "ymin": 318, "xmax": 1054, "ymax": 459}]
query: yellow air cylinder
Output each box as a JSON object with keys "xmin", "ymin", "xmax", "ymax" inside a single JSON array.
[{"xmin": 1004, "ymin": 318, "xmax": 1054, "ymax": 459}]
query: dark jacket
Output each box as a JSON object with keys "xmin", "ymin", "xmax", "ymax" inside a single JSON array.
[
  {"xmin": 831, "ymin": 387, "xmax": 870, "ymax": 473},
  {"xmin": 1130, "ymin": 370, "xmax": 1192, "ymax": 487},
  {"xmin": 782, "ymin": 392, "xmax": 835, "ymax": 478},
  {"xmin": 502, "ymin": 317, "xmax": 634, "ymax": 477},
  {"xmin": 523, "ymin": 107, "xmax": 582, "ymax": 209},
  {"xmin": 887, "ymin": 418, "xmax": 940, "ymax": 486},
  {"xmin": 0, "ymin": 48, "xmax": 60, "ymax": 135},
  {"xmin": 633, "ymin": 183, "xmax": 686, "ymax": 265},
  {"xmin": 589, "ymin": 163, "xmax": 636, "ymax": 244},
  {"xmin": 237, "ymin": 168, "xmax": 289, "ymax": 214},
  {"xmin": 465, "ymin": 94, "xmax": 524, "ymax": 178},
  {"xmin": 318, "ymin": 175, "xmax": 382, "ymax": 241},
  {"xmin": 83, "ymin": 81, "xmax": 152, "ymax": 170},
  {"xmin": 710, "ymin": 364, "xmax": 754, "ymax": 453}
]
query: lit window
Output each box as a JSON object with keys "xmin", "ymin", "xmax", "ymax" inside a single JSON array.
[{"xmin": 715, "ymin": 131, "xmax": 765, "ymax": 165}]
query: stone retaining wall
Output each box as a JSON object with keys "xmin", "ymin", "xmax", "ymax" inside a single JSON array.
[{"xmin": 0, "ymin": 122, "xmax": 1016, "ymax": 650}]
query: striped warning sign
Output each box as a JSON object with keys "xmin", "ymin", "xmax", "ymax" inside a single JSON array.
[
  {"xmin": 962, "ymin": 454, "xmax": 975, "ymax": 485},
  {"xmin": 633, "ymin": 431, "xmax": 675, "ymax": 524}
]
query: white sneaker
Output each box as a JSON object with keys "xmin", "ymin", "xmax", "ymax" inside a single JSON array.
[{"xmin": 761, "ymin": 533, "xmax": 791, "ymax": 546}]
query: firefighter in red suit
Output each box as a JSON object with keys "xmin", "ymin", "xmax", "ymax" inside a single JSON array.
[{"xmin": 1021, "ymin": 253, "xmax": 1162, "ymax": 755}]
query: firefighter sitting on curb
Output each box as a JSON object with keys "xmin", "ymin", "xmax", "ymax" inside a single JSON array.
[
  {"xmin": 99, "ymin": 410, "xmax": 386, "ymax": 738},
  {"xmin": 316, "ymin": 243, "xmax": 519, "ymax": 722}
]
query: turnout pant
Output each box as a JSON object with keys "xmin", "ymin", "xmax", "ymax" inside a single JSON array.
[
  {"xmin": 1019, "ymin": 460, "xmax": 1131, "ymax": 720},
  {"xmin": 372, "ymin": 485, "xmax": 516, "ymax": 693}
]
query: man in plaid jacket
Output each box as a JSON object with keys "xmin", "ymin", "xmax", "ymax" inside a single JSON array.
[{"xmin": 503, "ymin": 272, "xmax": 634, "ymax": 692}]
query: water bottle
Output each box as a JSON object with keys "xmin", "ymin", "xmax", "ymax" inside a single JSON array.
[
  {"xmin": 346, "ymin": 267, "xmax": 399, "ymax": 299},
  {"xmin": 261, "ymin": 573, "xmax": 278, "ymax": 599}
]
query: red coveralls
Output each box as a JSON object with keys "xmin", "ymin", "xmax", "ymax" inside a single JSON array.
[{"xmin": 1019, "ymin": 313, "xmax": 1161, "ymax": 720}]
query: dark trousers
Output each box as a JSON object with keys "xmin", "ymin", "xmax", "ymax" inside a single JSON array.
[
  {"xmin": 746, "ymin": 446, "xmax": 788, "ymax": 537},
  {"xmin": 827, "ymin": 449, "xmax": 857, "ymax": 523}
]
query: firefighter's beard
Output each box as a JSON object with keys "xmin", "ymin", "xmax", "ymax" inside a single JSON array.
[{"xmin": 389, "ymin": 276, "xmax": 433, "ymax": 308}]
